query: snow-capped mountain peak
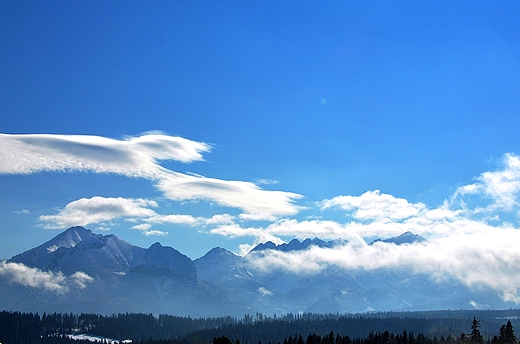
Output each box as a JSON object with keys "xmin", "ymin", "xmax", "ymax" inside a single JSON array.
[{"xmin": 9, "ymin": 226, "xmax": 100, "ymax": 267}]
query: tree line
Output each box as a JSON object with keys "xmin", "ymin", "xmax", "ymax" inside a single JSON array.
[
  {"xmin": 203, "ymin": 318, "xmax": 517, "ymax": 344},
  {"xmin": 0, "ymin": 310, "xmax": 519, "ymax": 344}
]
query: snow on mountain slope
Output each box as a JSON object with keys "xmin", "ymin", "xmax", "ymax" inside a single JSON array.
[
  {"xmin": 0, "ymin": 228, "xmax": 516, "ymax": 316},
  {"xmin": 194, "ymin": 247, "xmax": 269, "ymax": 312},
  {"xmin": 9, "ymin": 226, "xmax": 95, "ymax": 266},
  {"xmin": 195, "ymin": 247, "xmax": 252, "ymax": 283},
  {"xmin": 9, "ymin": 227, "xmax": 146, "ymax": 278},
  {"xmin": 1, "ymin": 227, "xmax": 244, "ymax": 317}
]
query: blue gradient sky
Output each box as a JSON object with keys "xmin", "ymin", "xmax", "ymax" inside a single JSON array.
[{"xmin": 2, "ymin": 0, "xmax": 520, "ymax": 277}]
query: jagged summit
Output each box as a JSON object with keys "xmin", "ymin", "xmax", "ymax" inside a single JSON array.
[
  {"xmin": 371, "ymin": 231, "xmax": 427, "ymax": 245},
  {"xmin": 250, "ymin": 237, "xmax": 343, "ymax": 253},
  {"xmin": 149, "ymin": 242, "xmax": 163, "ymax": 249},
  {"xmin": 250, "ymin": 232, "xmax": 427, "ymax": 254},
  {"xmin": 195, "ymin": 246, "xmax": 239, "ymax": 262},
  {"xmin": 129, "ymin": 241, "xmax": 197, "ymax": 281}
]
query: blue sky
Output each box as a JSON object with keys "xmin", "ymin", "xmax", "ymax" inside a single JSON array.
[{"xmin": 2, "ymin": 1, "xmax": 520, "ymax": 303}]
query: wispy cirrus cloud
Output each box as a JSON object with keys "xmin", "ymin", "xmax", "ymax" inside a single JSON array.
[
  {"xmin": 0, "ymin": 133, "xmax": 303, "ymax": 216},
  {"xmin": 0, "ymin": 261, "xmax": 93, "ymax": 293}
]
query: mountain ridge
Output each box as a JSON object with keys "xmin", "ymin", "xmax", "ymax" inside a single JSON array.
[
  {"xmin": 0, "ymin": 227, "xmax": 513, "ymax": 316},
  {"xmin": 250, "ymin": 237, "xmax": 347, "ymax": 253}
]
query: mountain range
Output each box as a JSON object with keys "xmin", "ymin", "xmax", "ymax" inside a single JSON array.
[{"xmin": 0, "ymin": 227, "xmax": 513, "ymax": 317}]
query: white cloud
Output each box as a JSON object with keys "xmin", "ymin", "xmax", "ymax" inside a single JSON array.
[
  {"xmin": 71, "ymin": 271, "xmax": 94, "ymax": 289},
  {"xmin": 256, "ymin": 179, "xmax": 279, "ymax": 185},
  {"xmin": 210, "ymin": 224, "xmax": 285, "ymax": 247},
  {"xmin": 211, "ymin": 218, "xmax": 380, "ymax": 245},
  {"xmin": 238, "ymin": 213, "xmax": 279, "ymax": 222},
  {"xmin": 143, "ymin": 230, "xmax": 168, "ymax": 237},
  {"xmin": 40, "ymin": 196, "xmax": 238, "ymax": 235},
  {"xmin": 147, "ymin": 213, "xmax": 236, "ymax": 228},
  {"xmin": 454, "ymin": 153, "xmax": 520, "ymax": 213},
  {"xmin": 39, "ymin": 196, "xmax": 158, "ymax": 229},
  {"xmin": 205, "ymin": 214, "xmax": 236, "ymax": 225},
  {"xmin": 245, "ymin": 223, "xmax": 520, "ymax": 303},
  {"xmin": 13, "ymin": 209, "xmax": 30, "ymax": 215},
  {"xmin": 0, "ymin": 133, "xmax": 303, "ymax": 216},
  {"xmin": 155, "ymin": 172, "xmax": 304, "ymax": 216},
  {"xmin": 0, "ymin": 261, "xmax": 93, "ymax": 293},
  {"xmin": 131, "ymin": 223, "xmax": 152, "ymax": 231},
  {"xmin": 320, "ymin": 190, "xmax": 426, "ymax": 221},
  {"xmin": 147, "ymin": 214, "xmax": 200, "ymax": 226},
  {"xmin": 131, "ymin": 223, "xmax": 168, "ymax": 236},
  {"xmin": 0, "ymin": 133, "xmax": 210, "ymax": 178}
]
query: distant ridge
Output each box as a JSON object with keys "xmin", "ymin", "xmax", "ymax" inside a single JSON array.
[
  {"xmin": 250, "ymin": 237, "xmax": 345, "ymax": 253},
  {"xmin": 0, "ymin": 226, "xmax": 513, "ymax": 316},
  {"xmin": 370, "ymin": 231, "xmax": 427, "ymax": 245}
]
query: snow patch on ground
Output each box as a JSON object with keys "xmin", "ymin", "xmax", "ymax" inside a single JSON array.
[{"xmin": 66, "ymin": 334, "xmax": 131, "ymax": 343}]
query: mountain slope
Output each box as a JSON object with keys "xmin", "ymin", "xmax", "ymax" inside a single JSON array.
[
  {"xmin": 9, "ymin": 226, "xmax": 146, "ymax": 278},
  {"xmin": 1, "ymin": 227, "xmax": 246, "ymax": 317}
]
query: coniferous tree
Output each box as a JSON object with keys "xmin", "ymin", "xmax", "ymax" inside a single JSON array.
[
  {"xmin": 214, "ymin": 336, "xmax": 234, "ymax": 344},
  {"xmin": 469, "ymin": 318, "xmax": 483, "ymax": 344},
  {"xmin": 458, "ymin": 332, "xmax": 467, "ymax": 344},
  {"xmin": 499, "ymin": 321, "xmax": 517, "ymax": 344}
]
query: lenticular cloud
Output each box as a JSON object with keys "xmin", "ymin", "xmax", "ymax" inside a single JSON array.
[
  {"xmin": 0, "ymin": 133, "xmax": 303, "ymax": 216},
  {"xmin": 0, "ymin": 133, "xmax": 210, "ymax": 178}
]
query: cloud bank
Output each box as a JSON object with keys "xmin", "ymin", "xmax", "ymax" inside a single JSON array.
[{"xmin": 211, "ymin": 154, "xmax": 520, "ymax": 303}]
